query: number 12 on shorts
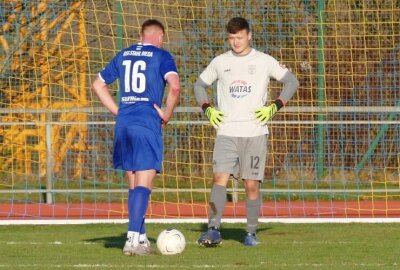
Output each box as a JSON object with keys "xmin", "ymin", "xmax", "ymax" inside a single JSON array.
[{"xmin": 250, "ymin": 156, "xmax": 259, "ymax": 169}]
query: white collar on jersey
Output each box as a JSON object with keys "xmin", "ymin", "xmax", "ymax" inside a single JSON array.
[{"xmin": 138, "ymin": 43, "xmax": 155, "ymax": 46}]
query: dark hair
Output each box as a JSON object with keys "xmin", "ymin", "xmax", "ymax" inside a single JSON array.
[
  {"xmin": 226, "ymin": 17, "xmax": 250, "ymax": 34},
  {"xmin": 141, "ymin": 19, "xmax": 165, "ymax": 34}
]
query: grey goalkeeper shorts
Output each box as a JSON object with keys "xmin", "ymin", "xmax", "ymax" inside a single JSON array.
[{"xmin": 213, "ymin": 134, "xmax": 268, "ymax": 181}]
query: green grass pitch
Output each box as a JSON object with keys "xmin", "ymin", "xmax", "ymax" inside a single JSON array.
[{"xmin": 0, "ymin": 222, "xmax": 399, "ymax": 269}]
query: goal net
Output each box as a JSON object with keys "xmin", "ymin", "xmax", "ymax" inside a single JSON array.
[{"xmin": 0, "ymin": 0, "xmax": 399, "ymax": 222}]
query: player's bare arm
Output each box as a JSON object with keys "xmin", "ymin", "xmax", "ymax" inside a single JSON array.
[
  {"xmin": 154, "ymin": 73, "xmax": 180, "ymax": 127},
  {"xmin": 91, "ymin": 76, "xmax": 118, "ymax": 116}
]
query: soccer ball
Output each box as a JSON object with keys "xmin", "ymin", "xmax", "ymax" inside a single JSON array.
[{"xmin": 156, "ymin": 228, "xmax": 186, "ymax": 255}]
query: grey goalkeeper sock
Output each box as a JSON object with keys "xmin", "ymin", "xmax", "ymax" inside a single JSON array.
[
  {"xmin": 246, "ymin": 197, "xmax": 262, "ymax": 234},
  {"xmin": 208, "ymin": 184, "xmax": 227, "ymax": 229}
]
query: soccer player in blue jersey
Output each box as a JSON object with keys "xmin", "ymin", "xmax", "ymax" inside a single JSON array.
[{"xmin": 92, "ymin": 19, "xmax": 180, "ymax": 256}]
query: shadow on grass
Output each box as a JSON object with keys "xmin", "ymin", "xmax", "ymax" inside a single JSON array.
[
  {"xmin": 85, "ymin": 233, "xmax": 156, "ymax": 250},
  {"xmin": 85, "ymin": 223, "xmax": 273, "ymax": 249},
  {"xmin": 196, "ymin": 223, "xmax": 272, "ymax": 244}
]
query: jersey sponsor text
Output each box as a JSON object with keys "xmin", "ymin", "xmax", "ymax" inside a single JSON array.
[
  {"xmin": 121, "ymin": 96, "xmax": 150, "ymax": 104},
  {"xmin": 229, "ymin": 80, "xmax": 252, "ymax": 98},
  {"xmin": 123, "ymin": 50, "xmax": 154, "ymax": 57}
]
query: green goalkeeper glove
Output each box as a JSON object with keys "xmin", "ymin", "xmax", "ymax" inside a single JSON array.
[
  {"xmin": 255, "ymin": 99, "xmax": 284, "ymax": 124},
  {"xmin": 202, "ymin": 103, "xmax": 224, "ymax": 128}
]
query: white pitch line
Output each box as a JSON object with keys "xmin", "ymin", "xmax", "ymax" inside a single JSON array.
[
  {"xmin": 0, "ymin": 262, "xmax": 397, "ymax": 269},
  {"xmin": 2, "ymin": 217, "xmax": 400, "ymax": 225}
]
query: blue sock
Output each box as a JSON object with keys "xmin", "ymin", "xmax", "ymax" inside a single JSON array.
[
  {"xmin": 140, "ymin": 218, "xmax": 146, "ymax": 234},
  {"xmin": 128, "ymin": 189, "xmax": 135, "ymax": 231},
  {"xmin": 128, "ymin": 186, "xmax": 151, "ymax": 232}
]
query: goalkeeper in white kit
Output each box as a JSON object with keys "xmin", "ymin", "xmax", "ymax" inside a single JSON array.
[{"xmin": 194, "ymin": 17, "xmax": 299, "ymax": 247}]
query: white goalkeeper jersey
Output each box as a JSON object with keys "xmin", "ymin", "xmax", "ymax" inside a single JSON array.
[{"xmin": 199, "ymin": 48, "xmax": 288, "ymax": 137}]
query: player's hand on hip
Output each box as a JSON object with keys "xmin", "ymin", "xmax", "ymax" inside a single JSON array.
[
  {"xmin": 255, "ymin": 104, "xmax": 278, "ymax": 124},
  {"xmin": 154, "ymin": 104, "xmax": 169, "ymax": 128}
]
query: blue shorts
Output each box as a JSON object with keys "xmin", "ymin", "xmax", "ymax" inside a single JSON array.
[{"xmin": 113, "ymin": 125, "xmax": 162, "ymax": 173}]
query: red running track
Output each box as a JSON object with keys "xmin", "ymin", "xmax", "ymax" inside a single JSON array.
[{"xmin": 1, "ymin": 200, "xmax": 400, "ymax": 220}]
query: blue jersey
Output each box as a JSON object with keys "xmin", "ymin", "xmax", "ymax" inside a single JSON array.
[{"xmin": 99, "ymin": 43, "xmax": 178, "ymax": 132}]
